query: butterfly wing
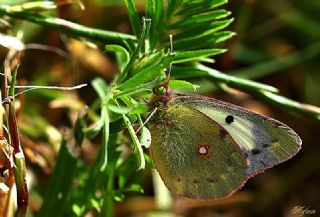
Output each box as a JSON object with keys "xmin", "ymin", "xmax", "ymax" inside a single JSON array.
[
  {"xmin": 149, "ymin": 103, "xmax": 248, "ymax": 199},
  {"xmin": 171, "ymin": 95, "xmax": 302, "ymax": 176}
]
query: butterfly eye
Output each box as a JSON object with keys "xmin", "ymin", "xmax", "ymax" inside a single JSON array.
[{"xmin": 152, "ymin": 86, "xmax": 167, "ymax": 96}]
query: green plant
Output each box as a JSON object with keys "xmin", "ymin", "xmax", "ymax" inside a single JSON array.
[{"xmin": 0, "ymin": 1, "xmax": 320, "ymax": 217}]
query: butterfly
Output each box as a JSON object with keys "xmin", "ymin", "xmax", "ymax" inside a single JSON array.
[{"xmin": 148, "ymin": 87, "xmax": 302, "ymax": 199}]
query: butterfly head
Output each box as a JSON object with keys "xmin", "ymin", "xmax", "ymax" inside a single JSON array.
[
  {"xmin": 150, "ymin": 81, "xmax": 177, "ymax": 105},
  {"xmin": 152, "ymin": 84, "xmax": 167, "ymax": 96}
]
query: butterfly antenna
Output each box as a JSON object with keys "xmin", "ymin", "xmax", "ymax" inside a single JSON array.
[
  {"xmin": 164, "ymin": 34, "xmax": 174, "ymax": 91},
  {"xmin": 135, "ymin": 107, "xmax": 158, "ymax": 134},
  {"xmin": 167, "ymin": 34, "xmax": 174, "ymax": 81}
]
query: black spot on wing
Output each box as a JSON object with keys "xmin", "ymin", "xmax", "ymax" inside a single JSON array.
[
  {"xmin": 251, "ymin": 149, "xmax": 261, "ymax": 155},
  {"xmin": 262, "ymin": 143, "xmax": 271, "ymax": 148},
  {"xmin": 225, "ymin": 115, "xmax": 234, "ymax": 124}
]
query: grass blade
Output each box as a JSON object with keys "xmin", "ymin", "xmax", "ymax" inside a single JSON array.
[
  {"xmin": 168, "ymin": 9, "xmax": 231, "ymax": 29},
  {"xmin": 122, "ymin": 114, "xmax": 145, "ymax": 170},
  {"xmin": 174, "ymin": 31, "xmax": 235, "ymax": 50},
  {"xmin": 123, "ymin": 0, "xmax": 141, "ymax": 35},
  {"xmin": 177, "ymin": 0, "xmax": 228, "ymax": 16},
  {"xmin": 174, "ymin": 48, "xmax": 226, "ymax": 63},
  {"xmin": 117, "ymin": 18, "xmax": 152, "ymax": 84},
  {"xmin": 173, "ymin": 18, "xmax": 234, "ymax": 40},
  {"xmin": 38, "ymin": 133, "xmax": 78, "ymax": 217}
]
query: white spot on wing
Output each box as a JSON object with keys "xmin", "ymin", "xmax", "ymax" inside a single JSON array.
[{"xmin": 199, "ymin": 146, "xmax": 208, "ymax": 154}]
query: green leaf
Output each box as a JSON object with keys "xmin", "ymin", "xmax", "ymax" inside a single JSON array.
[
  {"xmin": 107, "ymin": 104, "xmax": 132, "ymax": 114},
  {"xmin": 119, "ymin": 95, "xmax": 147, "ymax": 114},
  {"xmin": 38, "ymin": 111, "xmax": 86, "ymax": 216},
  {"xmin": 91, "ymin": 77, "xmax": 109, "ymax": 99},
  {"xmin": 177, "ymin": 0, "xmax": 228, "ymax": 16},
  {"xmin": 167, "ymin": 0, "xmax": 183, "ymax": 18},
  {"xmin": 90, "ymin": 198, "xmax": 101, "ymax": 213},
  {"xmin": 146, "ymin": 0, "xmax": 155, "ymax": 20},
  {"xmin": 118, "ymin": 52, "xmax": 175, "ymax": 90},
  {"xmin": 131, "ymin": 49, "xmax": 165, "ymax": 76},
  {"xmin": 114, "ymin": 192, "xmax": 125, "ymax": 202},
  {"xmin": 117, "ymin": 18, "xmax": 152, "ymax": 84},
  {"xmin": 6, "ymin": 1, "xmax": 57, "ymax": 12},
  {"xmin": 171, "ymin": 65, "xmax": 279, "ymax": 93},
  {"xmin": 168, "ymin": 9, "xmax": 231, "ymax": 29},
  {"xmin": 174, "ymin": 48, "xmax": 226, "ymax": 63},
  {"xmin": 109, "ymin": 115, "xmax": 137, "ymax": 134},
  {"xmin": 122, "ymin": 114, "xmax": 145, "ymax": 170},
  {"xmin": 100, "ymin": 106, "xmax": 110, "ymax": 171},
  {"xmin": 74, "ymin": 107, "xmax": 88, "ymax": 146},
  {"xmin": 105, "ymin": 44, "xmax": 130, "ymax": 71},
  {"xmin": 151, "ymin": 0, "xmax": 164, "ymax": 49},
  {"xmin": 114, "ymin": 79, "xmax": 163, "ymax": 97},
  {"xmin": 117, "ymin": 155, "xmax": 139, "ymax": 189},
  {"xmin": 85, "ymin": 114, "xmax": 105, "ymax": 139},
  {"xmin": 198, "ymin": 57, "xmax": 215, "ymax": 63},
  {"xmin": 172, "ymin": 66, "xmax": 211, "ymax": 78},
  {"xmin": 38, "ymin": 131, "xmax": 82, "ymax": 217},
  {"xmin": 123, "ymin": 0, "xmax": 141, "ymax": 35},
  {"xmin": 174, "ymin": 31, "xmax": 236, "ymax": 50},
  {"xmin": 75, "ymin": 135, "xmax": 119, "ymax": 216},
  {"xmin": 8, "ymin": 67, "xmax": 18, "ymax": 97},
  {"xmin": 118, "ymin": 96, "xmax": 147, "ymax": 115},
  {"xmin": 174, "ymin": 18, "xmax": 234, "ymax": 40},
  {"xmin": 72, "ymin": 204, "xmax": 85, "ymax": 216},
  {"xmin": 155, "ymin": 1, "xmax": 164, "ymax": 25},
  {"xmin": 124, "ymin": 184, "xmax": 144, "ymax": 193},
  {"xmin": 168, "ymin": 79, "xmax": 199, "ymax": 91},
  {"xmin": 131, "ymin": 104, "xmax": 148, "ymax": 115},
  {"xmin": 1, "ymin": 9, "xmax": 137, "ymax": 45}
]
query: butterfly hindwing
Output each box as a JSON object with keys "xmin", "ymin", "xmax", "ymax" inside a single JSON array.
[
  {"xmin": 149, "ymin": 103, "xmax": 248, "ymax": 199},
  {"xmin": 171, "ymin": 95, "xmax": 302, "ymax": 176}
]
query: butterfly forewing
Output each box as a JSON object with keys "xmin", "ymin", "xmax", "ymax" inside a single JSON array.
[
  {"xmin": 171, "ymin": 95, "xmax": 302, "ymax": 177},
  {"xmin": 149, "ymin": 103, "xmax": 248, "ymax": 199}
]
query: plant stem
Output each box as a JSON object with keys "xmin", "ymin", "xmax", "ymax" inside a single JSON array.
[
  {"xmin": 256, "ymin": 91, "xmax": 320, "ymax": 123},
  {"xmin": 0, "ymin": 6, "xmax": 136, "ymax": 44},
  {"xmin": 102, "ymin": 166, "xmax": 114, "ymax": 217},
  {"xmin": 116, "ymin": 18, "xmax": 152, "ymax": 84},
  {"xmin": 196, "ymin": 64, "xmax": 279, "ymax": 93},
  {"xmin": 7, "ymin": 68, "xmax": 28, "ymax": 217},
  {"xmin": 200, "ymin": 65, "xmax": 320, "ymax": 123},
  {"xmin": 13, "ymin": 153, "xmax": 28, "ymax": 217}
]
